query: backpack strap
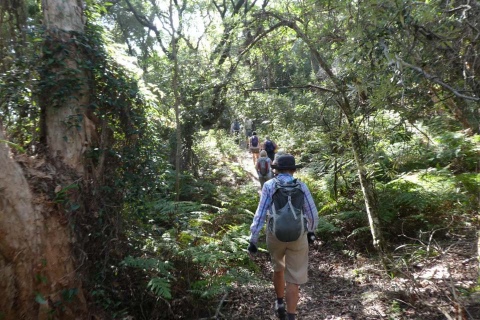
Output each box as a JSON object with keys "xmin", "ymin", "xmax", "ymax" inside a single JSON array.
[
  {"xmin": 287, "ymin": 194, "xmax": 298, "ymax": 220},
  {"xmin": 272, "ymin": 178, "xmax": 300, "ymax": 216},
  {"xmin": 271, "ymin": 178, "xmax": 281, "ymax": 215}
]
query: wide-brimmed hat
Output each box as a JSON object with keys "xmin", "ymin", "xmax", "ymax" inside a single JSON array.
[{"xmin": 271, "ymin": 154, "xmax": 303, "ymax": 170}]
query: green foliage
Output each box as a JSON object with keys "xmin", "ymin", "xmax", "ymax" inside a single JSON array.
[
  {"xmin": 0, "ymin": 139, "xmax": 25, "ymax": 153},
  {"xmin": 122, "ymin": 256, "xmax": 171, "ymax": 273},
  {"xmin": 0, "ymin": 27, "xmax": 42, "ymax": 148},
  {"xmin": 61, "ymin": 288, "xmax": 79, "ymax": 303},
  {"xmin": 113, "ymin": 129, "xmax": 264, "ymax": 318},
  {"xmin": 122, "ymin": 206, "xmax": 258, "ymax": 316},
  {"xmin": 4, "ymin": 0, "xmax": 479, "ymax": 317},
  {"xmin": 91, "ymin": 288, "xmax": 128, "ymax": 319},
  {"xmin": 147, "ymin": 278, "xmax": 172, "ymax": 299},
  {"xmin": 35, "ymin": 293, "xmax": 47, "ymax": 305},
  {"xmin": 388, "ymin": 299, "xmax": 403, "ymax": 318},
  {"xmin": 378, "ymin": 169, "xmax": 471, "ymax": 240},
  {"xmin": 455, "ymin": 173, "xmax": 480, "ymax": 203},
  {"xmin": 428, "ymin": 131, "xmax": 479, "ymax": 172},
  {"xmin": 53, "ymin": 183, "xmax": 79, "ymax": 204},
  {"xmin": 315, "ymin": 216, "xmax": 342, "ymax": 239}
]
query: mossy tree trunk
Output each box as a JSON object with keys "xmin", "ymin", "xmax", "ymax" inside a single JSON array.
[{"xmin": 0, "ymin": 0, "xmax": 92, "ymax": 318}]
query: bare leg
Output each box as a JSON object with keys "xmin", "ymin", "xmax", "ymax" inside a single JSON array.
[
  {"xmin": 273, "ymin": 270, "xmax": 285, "ymax": 299},
  {"xmin": 285, "ymin": 282, "xmax": 299, "ymax": 314},
  {"xmin": 253, "ymin": 152, "xmax": 259, "ymax": 164}
]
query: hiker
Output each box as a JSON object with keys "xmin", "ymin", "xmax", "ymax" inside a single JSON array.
[
  {"xmin": 263, "ymin": 136, "xmax": 277, "ymax": 161},
  {"xmin": 245, "ymin": 118, "xmax": 253, "ymax": 138},
  {"xmin": 247, "ymin": 154, "xmax": 318, "ymax": 320},
  {"xmin": 249, "ymin": 131, "xmax": 261, "ymax": 164},
  {"xmin": 256, "ymin": 150, "xmax": 272, "ymax": 188},
  {"xmin": 272, "ymin": 149, "xmax": 286, "ymax": 177},
  {"xmin": 231, "ymin": 119, "xmax": 240, "ymax": 135},
  {"xmin": 245, "ymin": 118, "xmax": 254, "ymax": 149}
]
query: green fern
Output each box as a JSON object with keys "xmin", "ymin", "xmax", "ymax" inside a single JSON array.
[
  {"xmin": 121, "ymin": 256, "xmax": 173, "ymax": 300},
  {"xmin": 148, "ymin": 277, "xmax": 172, "ymax": 299},
  {"xmin": 121, "ymin": 256, "xmax": 171, "ymax": 274}
]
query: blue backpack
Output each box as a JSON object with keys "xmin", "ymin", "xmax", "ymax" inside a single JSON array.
[
  {"xmin": 251, "ymin": 136, "xmax": 259, "ymax": 147},
  {"xmin": 233, "ymin": 121, "xmax": 240, "ymax": 131},
  {"xmin": 265, "ymin": 140, "xmax": 275, "ymax": 152}
]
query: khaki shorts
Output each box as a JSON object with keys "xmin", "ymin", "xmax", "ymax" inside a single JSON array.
[{"xmin": 266, "ymin": 230, "xmax": 309, "ymax": 284}]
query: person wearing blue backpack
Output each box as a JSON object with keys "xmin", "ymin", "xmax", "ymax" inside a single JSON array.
[
  {"xmin": 263, "ymin": 136, "xmax": 277, "ymax": 161},
  {"xmin": 247, "ymin": 154, "xmax": 318, "ymax": 320},
  {"xmin": 249, "ymin": 131, "xmax": 261, "ymax": 165},
  {"xmin": 231, "ymin": 119, "xmax": 240, "ymax": 135}
]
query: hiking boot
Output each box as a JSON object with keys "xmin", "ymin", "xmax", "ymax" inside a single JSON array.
[{"xmin": 275, "ymin": 300, "xmax": 286, "ymax": 320}]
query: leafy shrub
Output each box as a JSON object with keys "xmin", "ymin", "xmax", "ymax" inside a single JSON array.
[
  {"xmin": 455, "ymin": 173, "xmax": 480, "ymax": 209},
  {"xmin": 427, "ymin": 131, "xmax": 479, "ymax": 172},
  {"xmin": 377, "ymin": 169, "xmax": 470, "ymax": 240}
]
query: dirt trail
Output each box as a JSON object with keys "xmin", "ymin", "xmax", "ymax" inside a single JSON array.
[
  {"xmin": 222, "ymin": 150, "xmax": 480, "ymax": 320},
  {"xmin": 237, "ymin": 149, "xmax": 261, "ymax": 190}
]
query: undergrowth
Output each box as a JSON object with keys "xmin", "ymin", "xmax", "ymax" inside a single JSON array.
[{"xmin": 112, "ymin": 130, "xmax": 262, "ymax": 319}]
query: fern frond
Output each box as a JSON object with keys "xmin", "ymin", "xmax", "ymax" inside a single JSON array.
[
  {"xmin": 148, "ymin": 277, "xmax": 172, "ymax": 299},
  {"xmin": 122, "ymin": 256, "xmax": 171, "ymax": 274}
]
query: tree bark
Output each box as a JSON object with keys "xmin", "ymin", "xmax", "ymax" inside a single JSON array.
[
  {"xmin": 0, "ymin": 130, "xmax": 38, "ymax": 318},
  {"xmin": 41, "ymin": 0, "xmax": 92, "ymax": 173},
  {"xmin": 0, "ymin": 129, "xmax": 87, "ymax": 319},
  {"xmin": 39, "ymin": 0, "xmax": 90, "ymax": 314},
  {"xmin": 3, "ymin": 0, "xmax": 93, "ymax": 317}
]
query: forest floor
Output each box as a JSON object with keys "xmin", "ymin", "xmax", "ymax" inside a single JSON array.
[{"xmin": 221, "ymin": 150, "xmax": 480, "ymax": 320}]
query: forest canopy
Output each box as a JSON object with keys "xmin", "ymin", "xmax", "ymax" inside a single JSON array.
[{"xmin": 0, "ymin": 0, "xmax": 479, "ymax": 319}]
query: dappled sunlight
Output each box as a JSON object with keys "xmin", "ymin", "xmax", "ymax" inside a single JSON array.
[{"xmin": 1, "ymin": 0, "xmax": 478, "ymax": 318}]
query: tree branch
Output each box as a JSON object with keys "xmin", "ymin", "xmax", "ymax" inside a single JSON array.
[
  {"xmin": 124, "ymin": 0, "xmax": 170, "ymax": 57},
  {"xmin": 261, "ymin": 10, "xmax": 343, "ymax": 91},
  {"xmin": 397, "ymin": 57, "xmax": 480, "ymax": 102},
  {"xmin": 245, "ymin": 84, "xmax": 337, "ymax": 94}
]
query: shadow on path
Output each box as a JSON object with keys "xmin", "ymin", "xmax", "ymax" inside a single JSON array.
[
  {"xmin": 236, "ymin": 149, "xmax": 261, "ymax": 191},
  {"xmin": 219, "ymin": 149, "xmax": 480, "ymax": 320}
]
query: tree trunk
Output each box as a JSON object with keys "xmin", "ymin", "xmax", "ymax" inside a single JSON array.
[
  {"xmin": 349, "ymin": 129, "xmax": 387, "ymax": 255},
  {"xmin": 41, "ymin": 0, "xmax": 92, "ymax": 173},
  {"xmin": 276, "ymin": 16, "xmax": 390, "ymax": 267},
  {"xmin": 284, "ymin": 16, "xmax": 388, "ymax": 269},
  {"xmin": 337, "ymin": 96, "xmax": 388, "ymax": 266},
  {"xmin": 0, "ymin": 130, "xmax": 38, "ymax": 318},
  {"xmin": 39, "ymin": 0, "xmax": 90, "ymax": 315},
  {"xmin": 1, "ymin": 0, "xmax": 94, "ymax": 317},
  {"xmin": 0, "ymin": 129, "xmax": 87, "ymax": 319}
]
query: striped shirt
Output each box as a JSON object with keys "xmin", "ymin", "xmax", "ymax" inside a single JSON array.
[{"xmin": 249, "ymin": 173, "xmax": 319, "ymax": 244}]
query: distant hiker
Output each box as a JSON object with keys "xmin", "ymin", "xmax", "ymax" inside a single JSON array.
[
  {"xmin": 263, "ymin": 136, "xmax": 277, "ymax": 161},
  {"xmin": 245, "ymin": 118, "xmax": 253, "ymax": 138},
  {"xmin": 249, "ymin": 131, "xmax": 260, "ymax": 164},
  {"xmin": 248, "ymin": 154, "xmax": 318, "ymax": 320},
  {"xmin": 256, "ymin": 150, "xmax": 272, "ymax": 188},
  {"xmin": 272, "ymin": 149, "xmax": 286, "ymax": 177},
  {"xmin": 245, "ymin": 118, "xmax": 254, "ymax": 149},
  {"xmin": 231, "ymin": 119, "xmax": 240, "ymax": 135}
]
